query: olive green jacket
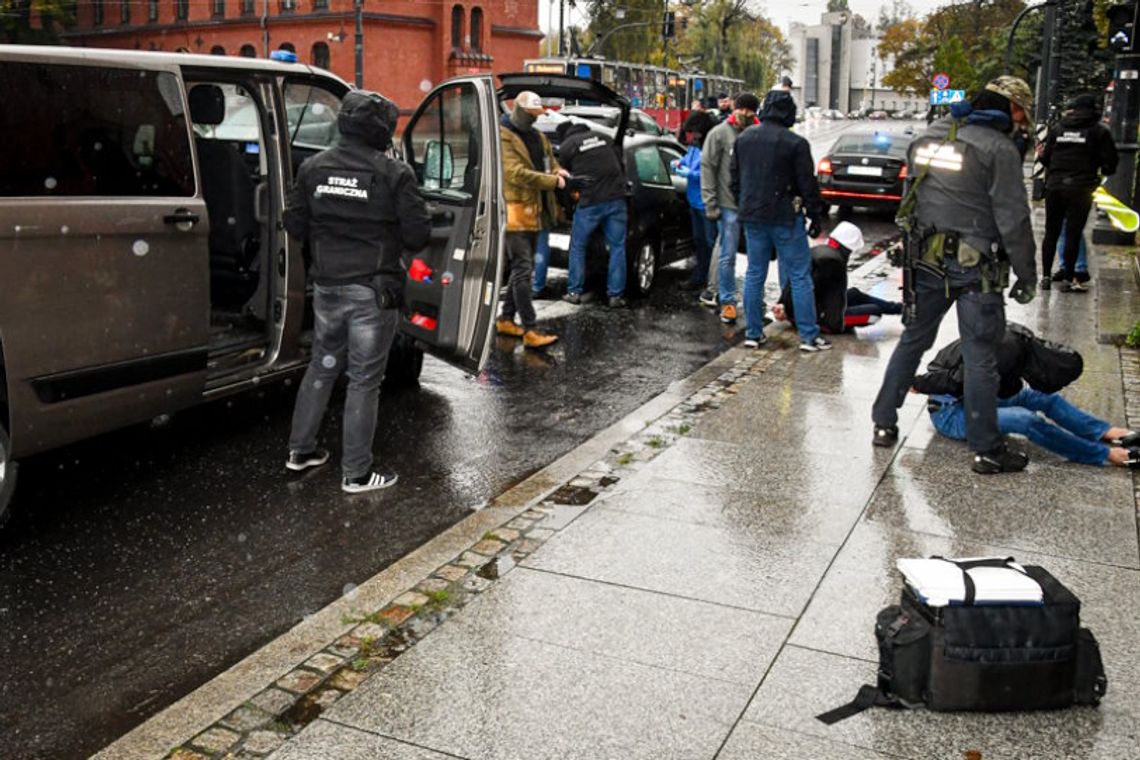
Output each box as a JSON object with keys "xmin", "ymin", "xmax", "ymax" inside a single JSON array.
[{"xmin": 500, "ymin": 124, "xmax": 561, "ymax": 232}]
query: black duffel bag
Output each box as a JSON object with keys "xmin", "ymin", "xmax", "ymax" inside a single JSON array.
[{"xmin": 818, "ymin": 560, "xmax": 1107, "ymax": 724}]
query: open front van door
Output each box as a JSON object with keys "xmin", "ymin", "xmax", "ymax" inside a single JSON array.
[{"xmin": 399, "ymin": 76, "xmax": 504, "ymax": 375}]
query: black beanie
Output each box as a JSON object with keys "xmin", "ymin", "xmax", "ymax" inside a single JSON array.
[
  {"xmin": 1067, "ymin": 93, "xmax": 1098, "ymax": 112},
  {"xmin": 734, "ymin": 92, "xmax": 761, "ymax": 112}
]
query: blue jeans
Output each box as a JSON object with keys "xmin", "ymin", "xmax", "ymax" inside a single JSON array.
[
  {"xmin": 567, "ymin": 198, "xmax": 628, "ymax": 297},
  {"xmin": 716, "ymin": 207, "xmax": 740, "ymax": 305},
  {"xmin": 688, "ymin": 206, "xmax": 718, "ymax": 286},
  {"xmin": 930, "ymin": 387, "xmax": 1112, "ymax": 466},
  {"xmin": 1057, "ymin": 221, "xmax": 1088, "ymax": 275},
  {"xmin": 742, "ymin": 221, "xmax": 819, "ymax": 343},
  {"xmin": 531, "ymin": 229, "xmax": 551, "ymax": 293},
  {"xmin": 289, "ymin": 283, "xmax": 399, "ymax": 478}
]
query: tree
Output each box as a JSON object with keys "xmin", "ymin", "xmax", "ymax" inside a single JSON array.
[
  {"xmin": 0, "ymin": 0, "xmax": 72, "ymax": 44},
  {"xmin": 827, "ymin": 0, "xmax": 850, "ymax": 12},
  {"xmin": 877, "ymin": 0, "xmax": 914, "ymax": 33}
]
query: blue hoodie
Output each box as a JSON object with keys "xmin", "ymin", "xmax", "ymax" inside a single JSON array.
[{"xmin": 672, "ymin": 145, "xmax": 704, "ymax": 210}]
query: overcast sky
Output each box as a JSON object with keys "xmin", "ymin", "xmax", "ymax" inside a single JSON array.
[{"xmin": 537, "ymin": 0, "xmax": 947, "ymax": 44}]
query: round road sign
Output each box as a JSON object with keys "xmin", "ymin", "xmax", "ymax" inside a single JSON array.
[{"xmin": 933, "ymin": 72, "xmax": 950, "ymax": 91}]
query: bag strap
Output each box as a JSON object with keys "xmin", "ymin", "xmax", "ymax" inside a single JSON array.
[
  {"xmin": 931, "ymin": 556, "xmax": 1017, "ymax": 606},
  {"xmin": 816, "ymin": 684, "xmax": 898, "ymax": 725}
]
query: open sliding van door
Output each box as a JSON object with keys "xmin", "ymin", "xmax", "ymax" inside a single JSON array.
[{"xmin": 399, "ymin": 76, "xmax": 504, "ymax": 375}]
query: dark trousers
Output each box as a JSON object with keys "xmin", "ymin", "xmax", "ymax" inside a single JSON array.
[
  {"xmin": 872, "ymin": 267, "xmax": 1006, "ymax": 453},
  {"xmin": 1041, "ymin": 187, "xmax": 1094, "ymax": 281},
  {"xmin": 688, "ymin": 206, "xmax": 718, "ymax": 286},
  {"xmin": 502, "ymin": 231, "xmax": 538, "ymax": 329}
]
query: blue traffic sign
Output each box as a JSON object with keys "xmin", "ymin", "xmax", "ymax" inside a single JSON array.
[
  {"xmin": 932, "ymin": 72, "xmax": 950, "ymax": 90},
  {"xmin": 929, "ymin": 89, "xmax": 965, "ymax": 105}
]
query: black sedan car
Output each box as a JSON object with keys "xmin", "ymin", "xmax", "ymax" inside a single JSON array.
[{"xmin": 817, "ymin": 130, "xmax": 911, "ymax": 215}]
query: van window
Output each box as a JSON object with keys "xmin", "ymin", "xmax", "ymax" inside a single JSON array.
[
  {"xmin": 406, "ymin": 82, "xmax": 480, "ymax": 203},
  {"xmin": 0, "ymin": 62, "xmax": 195, "ymax": 197},
  {"xmin": 282, "ymin": 82, "xmax": 342, "ymax": 150}
]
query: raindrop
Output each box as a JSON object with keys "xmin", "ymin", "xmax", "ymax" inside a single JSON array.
[
  {"xmin": 342, "ymin": 582, "xmax": 358, "ymax": 599},
  {"xmin": 419, "ymin": 79, "xmax": 432, "ymax": 93},
  {"xmin": 132, "ymin": 239, "xmax": 150, "ymax": 257},
  {"xmin": 60, "ymin": 225, "xmax": 69, "ymax": 234},
  {"xmin": 312, "ymin": 103, "xmax": 326, "ymax": 115},
  {"xmin": 237, "ymin": 533, "xmax": 248, "ymax": 543},
  {"xmin": 93, "ymin": 141, "xmax": 103, "ymax": 152},
  {"xmin": 44, "ymin": 176, "xmax": 58, "ymax": 190},
  {"xmin": 284, "ymin": 378, "xmax": 293, "ymax": 387},
  {"xmin": 227, "ymin": 216, "xmax": 237, "ymax": 226},
  {"xmin": 313, "ymin": 380, "xmax": 323, "ymax": 390},
  {"xmin": 321, "ymin": 355, "xmax": 336, "ymax": 369}
]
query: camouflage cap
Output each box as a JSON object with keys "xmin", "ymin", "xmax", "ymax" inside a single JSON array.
[{"xmin": 984, "ymin": 76, "xmax": 1034, "ymax": 119}]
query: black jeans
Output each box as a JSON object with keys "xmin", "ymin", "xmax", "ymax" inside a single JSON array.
[
  {"xmin": 1041, "ymin": 187, "xmax": 1094, "ymax": 281},
  {"xmin": 502, "ymin": 231, "xmax": 538, "ymax": 328},
  {"xmin": 872, "ymin": 266, "xmax": 1006, "ymax": 453}
]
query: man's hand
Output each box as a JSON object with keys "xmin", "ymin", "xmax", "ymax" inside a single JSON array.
[
  {"xmin": 807, "ymin": 217, "xmax": 824, "ymax": 239},
  {"xmin": 706, "ymin": 207, "xmax": 721, "ymax": 221},
  {"xmin": 556, "ymin": 175, "xmax": 566, "ymax": 190},
  {"xmin": 1010, "ymin": 278, "xmax": 1036, "ymax": 304},
  {"xmin": 556, "ymin": 168, "xmax": 571, "ymax": 179},
  {"xmin": 564, "ymin": 175, "xmax": 594, "ymax": 192}
]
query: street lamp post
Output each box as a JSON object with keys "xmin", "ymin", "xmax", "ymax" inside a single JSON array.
[{"xmin": 354, "ymin": 0, "xmax": 363, "ymax": 88}]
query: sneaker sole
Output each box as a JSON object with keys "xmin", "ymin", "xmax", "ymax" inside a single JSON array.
[
  {"xmin": 342, "ymin": 474, "xmax": 399, "ymax": 493},
  {"xmin": 799, "ymin": 344, "xmax": 833, "ymax": 352},
  {"xmin": 285, "ymin": 453, "xmax": 330, "ymax": 471}
]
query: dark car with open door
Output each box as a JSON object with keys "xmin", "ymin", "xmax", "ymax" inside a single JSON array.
[
  {"xmin": 0, "ymin": 46, "xmax": 505, "ymax": 525},
  {"xmin": 496, "ymin": 73, "xmax": 694, "ymax": 295}
]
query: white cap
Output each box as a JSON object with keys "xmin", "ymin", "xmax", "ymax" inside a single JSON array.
[
  {"xmin": 830, "ymin": 221, "xmax": 864, "ymax": 253},
  {"xmin": 515, "ymin": 91, "xmax": 544, "ymax": 112}
]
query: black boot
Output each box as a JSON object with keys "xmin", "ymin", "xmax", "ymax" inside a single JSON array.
[{"xmin": 972, "ymin": 442, "xmax": 1029, "ymax": 474}]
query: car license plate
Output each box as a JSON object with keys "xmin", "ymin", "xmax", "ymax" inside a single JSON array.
[
  {"xmin": 847, "ymin": 166, "xmax": 882, "ymax": 177},
  {"xmin": 548, "ymin": 233, "xmax": 571, "ymax": 250}
]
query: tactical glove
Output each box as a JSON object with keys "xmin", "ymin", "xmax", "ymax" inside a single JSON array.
[
  {"xmin": 1010, "ymin": 278, "xmax": 1036, "ymax": 304},
  {"xmin": 807, "ymin": 217, "xmax": 824, "ymax": 239}
]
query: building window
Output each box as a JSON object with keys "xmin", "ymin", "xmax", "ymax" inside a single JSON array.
[
  {"xmin": 313, "ymin": 0, "xmax": 329, "ymax": 9},
  {"xmin": 451, "ymin": 4, "xmax": 464, "ymax": 51},
  {"xmin": 470, "ymin": 6, "xmax": 483, "ymax": 52},
  {"xmin": 311, "ymin": 41, "xmax": 330, "ymax": 69},
  {"xmin": 240, "ymin": 0, "xmax": 255, "ymax": 14},
  {"xmin": 93, "ymin": 0, "xmax": 104, "ymax": 25},
  {"xmin": 212, "ymin": 0, "xmax": 225, "ymax": 17},
  {"xmin": 148, "ymin": 0, "xmax": 158, "ymax": 22},
  {"xmin": 210, "ymin": 45, "xmax": 226, "ymax": 55},
  {"xmin": 174, "ymin": 0, "xmax": 188, "ymax": 21},
  {"xmin": 804, "ymin": 38, "xmax": 819, "ymax": 107},
  {"xmin": 240, "ymin": 43, "xmax": 257, "ymax": 57},
  {"xmin": 279, "ymin": 42, "xmax": 296, "ymax": 53},
  {"xmin": 120, "ymin": 0, "xmax": 130, "ymax": 24},
  {"xmin": 279, "ymin": 0, "xmax": 296, "ymax": 13}
]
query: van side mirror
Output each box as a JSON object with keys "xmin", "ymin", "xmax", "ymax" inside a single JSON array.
[{"xmin": 424, "ymin": 140, "xmax": 454, "ymax": 188}]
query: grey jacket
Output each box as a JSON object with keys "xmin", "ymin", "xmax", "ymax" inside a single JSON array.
[
  {"xmin": 700, "ymin": 119, "xmax": 740, "ymax": 215},
  {"xmin": 910, "ymin": 117, "xmax": 1036, "ymax": 284}
]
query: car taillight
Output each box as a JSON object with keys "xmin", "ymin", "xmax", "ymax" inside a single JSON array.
[
  {"xmin": 898, "ymin": 164, "xmax": 908, "ymax": 179},
  {"xmin": 410, "ymin": 313, "xmax": 438, "ymax": 331},
  {"xmin": 818, "ymin": 158, "xmax": 833, "ymax": 175}
]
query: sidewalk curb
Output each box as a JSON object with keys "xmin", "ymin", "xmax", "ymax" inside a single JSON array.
[{"xmin": 93, "ymin": 345, "xmax": 748, "ymax": 760}]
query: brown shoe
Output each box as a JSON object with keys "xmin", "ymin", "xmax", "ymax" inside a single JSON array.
[
  {"xmin": 496, "ymin": 319, "xmax": 525, "ymax": 337},
  {"xmin": 523, "ymin": 330, "xmax": 558, "ymax": 349},
  {"xmin": 720, "ymin": 303, "xmax": 738, "ymax": 324}
]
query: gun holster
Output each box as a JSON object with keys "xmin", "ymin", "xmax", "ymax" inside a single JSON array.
[{"xmin": 369, "ymin": 274, "xmax": 405, "ymax": 311}]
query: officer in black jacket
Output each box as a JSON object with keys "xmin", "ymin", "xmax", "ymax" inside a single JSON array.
[
  {"xmin": 730, "ymin": 89, "xmax": 830, "ymax": 351},
  {"xmin": 1039, "ymin": 94, "xmax": 1118, "ymax": 292},
  {"xmin": 283, "ymin": 91, "xmax": 431, "ymax": 494},
  {"xmin": 557, "ymin": 121, "xmax": 629, "ymax": 306}
]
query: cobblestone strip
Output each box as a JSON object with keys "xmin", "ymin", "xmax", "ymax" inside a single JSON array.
[{"xmin": 165, "ymin": 345, "xmax": 793, "ymax": 759}]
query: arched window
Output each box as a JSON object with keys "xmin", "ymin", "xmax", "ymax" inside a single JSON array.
[
  {"xmin": 450, "ymin": 4, "xmax": 464, "ymax": 51},
  {"xmin": 240, "ymin": 43, "xmax": 257, "ymax": 57},
  {"xmin": 470, "ymin": 6, "xmax": 483, "ymax": 52},
  {"xmin": 311, "ymin": 42, "xmax": 330, "ymax": 69},
  {"xmin": 279, "ymin": 41, "xmax": 296, "ymax": 53},
  {"xmin": 210, "ymin": 45, "xmax": 226, "ymax": 55}
]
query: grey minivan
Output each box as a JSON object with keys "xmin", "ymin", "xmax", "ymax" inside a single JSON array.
[{"xmin": 0, "ymin": 45, "xmax": 508, "ymax": 523}]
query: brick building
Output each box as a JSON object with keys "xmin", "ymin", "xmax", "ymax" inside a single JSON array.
[{"xmin": 58, "ymin": 0, "xmax": 542, "ymax": 111}]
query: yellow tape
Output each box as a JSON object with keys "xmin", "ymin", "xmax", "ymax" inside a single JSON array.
[{"xmin": 1093, "ymin": 186, "xmax": 1140, "ymax": 233}]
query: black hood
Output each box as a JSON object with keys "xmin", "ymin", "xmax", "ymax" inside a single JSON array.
[
  {"xmin": 337, "ymin": 90, "xmax": 399, "ymax": 150},
  {"xmin": 1060, "ymin": 108, "xmax": 1101, "ymax": 129},
  {"xmin": 555, "ymin": 121, "xmax": 593, "ymax": 142},
  {"xmin": 759, "ymin": 90, "xmax": 796, "ymax": 128}
]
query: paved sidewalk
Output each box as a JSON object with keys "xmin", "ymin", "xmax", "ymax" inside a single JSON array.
[{"xmin": 153, "ymin": 244, "xmax": 1139, "ymax": 760}]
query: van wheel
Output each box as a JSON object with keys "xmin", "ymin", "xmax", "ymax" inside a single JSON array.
[
  {"xmin": 628, "ymin": 238, "xmax": 660, "ymax": 296},
  {"xmin": 383, "ymin": 333, "xmax": 423, "ymax": 390},
  {"xmin": 0, "ymin": 423, "xmax": 16, "ymax": 529}
]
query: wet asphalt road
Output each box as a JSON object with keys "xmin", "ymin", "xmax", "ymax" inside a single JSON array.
[{"xmin": 0, "ymin": 122, "xmax": 904, "ymax": 760}]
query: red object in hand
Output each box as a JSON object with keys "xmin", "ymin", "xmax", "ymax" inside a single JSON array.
[{"xmin": 408, "ymin": 258, "xmax": 434, "ymax": 283}]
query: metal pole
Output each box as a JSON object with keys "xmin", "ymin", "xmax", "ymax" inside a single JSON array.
[
  {"xmin": 1004, "ymin": 1, "xmax": 1050, "ymax": 75},
  {"xmin": 558, "ymin": 0, "xmax": 565, "ymax": 57},
  {"xmin": 354, "ymin": 0, "xmax": 363, "ymax": 88},
  {"xmin": 261, "ymin": 0, "xmax": 269, "ymax": 56}
]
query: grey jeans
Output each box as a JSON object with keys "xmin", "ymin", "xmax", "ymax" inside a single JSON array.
[
  {"xmin": 872, "ymin": 264, "xmax": 1006, "ymax": 453},
  {"xmin": 289, "ymin": 283, "xmax": 399, "ymax": 478}
]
